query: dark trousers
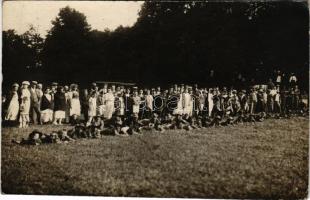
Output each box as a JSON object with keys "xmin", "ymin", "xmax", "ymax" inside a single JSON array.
[{"xmin": 31, "ymin": 104, "xmax": 41, "ymax": 124}]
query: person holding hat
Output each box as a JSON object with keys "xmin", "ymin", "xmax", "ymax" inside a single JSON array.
[
  {"xmin": 19, "ymin": 81, "xmax": 31, "ymax": 128},
  {"xmin": 53, "ymin": 86, "xmax": 67, "ymax": 125},
  {"xmin": 4, "ymin": 83, "xmax": 20, "ymax": 125},
  {"xmin": 30, "ymin": 81, "xmax": 41, "ymax": 125},
  {"xmin": 40, "ymin": 87, "xmax": 53, "ymax": 124}
]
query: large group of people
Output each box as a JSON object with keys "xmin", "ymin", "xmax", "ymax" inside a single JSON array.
[{"xmin": 2, "ymin": 71, "xmax": 309, "ymax": 143}]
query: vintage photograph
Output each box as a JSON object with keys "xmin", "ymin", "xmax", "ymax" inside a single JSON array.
[{"xmin": 1, "ymin": 0, "xmax": 309, "ymax": 198}]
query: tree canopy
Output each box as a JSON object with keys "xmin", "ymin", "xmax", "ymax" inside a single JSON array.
[{"xmin": 2, "ymin": 1, "xmax": 309, "ymax": 89}]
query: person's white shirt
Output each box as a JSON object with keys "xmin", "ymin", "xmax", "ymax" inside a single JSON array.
[
  {"xmin": 289, "ymin": 75, "xmax": 297, "ymax": 82},
  {"xmin": 276, "ymin": 75, "xmax": 281, "ymax": 83}
]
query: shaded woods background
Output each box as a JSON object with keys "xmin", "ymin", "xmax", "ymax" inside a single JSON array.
[{"xmin": 2, "ymin": 1, "xmax": 309, "ymax": 90}]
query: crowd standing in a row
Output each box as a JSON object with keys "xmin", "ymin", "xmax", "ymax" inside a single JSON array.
[{"xmin": 3, "ymin": 72, "xmax": 309, "ymax": 143}]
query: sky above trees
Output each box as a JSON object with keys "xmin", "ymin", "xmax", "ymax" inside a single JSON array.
[{"xmin": 3, "ymin": 1, "xmax": 143, "ymax": 37}]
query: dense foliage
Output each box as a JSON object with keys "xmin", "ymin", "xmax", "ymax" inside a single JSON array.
[{"xmin": 2, "ymin": 1, "xmax": 309, "ymax": 88}]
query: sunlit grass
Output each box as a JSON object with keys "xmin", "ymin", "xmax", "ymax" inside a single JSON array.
[{"xmin": 1, "ymin": 117, "xmax": 308, "ymax": 198}]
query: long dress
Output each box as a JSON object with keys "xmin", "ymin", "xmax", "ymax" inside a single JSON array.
[
  {"xmin": 104, "ymin": 92, "xmax": 115, "ymax": 119},
  {"xmin": 70, "ymin": 96, "xmax": 81, "ymax": 116},
  {"xmin": 40, "ymin": 94, "xmax": 53, "ymax": 123},
  {"xmin": 173, "ymin": 93, "xmax": 183, "ymax": 115},
  {"xmin": 183, "ymin": 92, "xmax": 192, "ymax": 116},
  {"xmin": 5, "ymin": 91, "xmax": 19, "ymax": 121},
  {"xmin": 88, "ymin": 97, "xmax": 97, "ymax": 117},
  {"xmin": 54, "ymin": 92, "xmax": 67, "ymax": 119},
  {"xmin": 208, "ymin": 93, "xmax": 214, "ymax": 117},
  {"xmin": 19, "ymin": 89, "xmax": 31, "ymax": 122}
]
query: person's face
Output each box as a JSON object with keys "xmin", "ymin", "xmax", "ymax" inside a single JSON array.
[
  {"xmin": 13, "ymin": 86, "xmax": 18, "ymax": 91},
  {"xmin": 134, "ymin": 91, "xmax": 138, "ymax": 95},
  {"xmin": 139, "ymin": 90, "xmax": 143, "ymax": 95},
  {"xmin": 22, "ymin": 84, "xmax": 28, "ymax": 89},
  {"xmin": 31, "ymin": 84, "xmax": 36, "ymax": 88},
  {"xmin": 147, "ymin": 90, "xmax": 150, "ymax": 95},
  {"xmin": 108, "ymin": 88, "xmax": 111, "ymax": 93}
]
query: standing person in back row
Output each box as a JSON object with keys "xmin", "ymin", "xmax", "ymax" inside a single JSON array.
[
  {"xmin": 4, "ymin": 83, "xmax": 20, "ymax": 126},
  {"xmin": 30, "ymin": 81, "xmax": 41, "ymax": 125},
  {"xmin": 19, "ymin": 81, "xmax": 31, "ymax": 128},
  {"xmin": 53, "ymin": 86, "xmax": 67, "ymax": 125}
]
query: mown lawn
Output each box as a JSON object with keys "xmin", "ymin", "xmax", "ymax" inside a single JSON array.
[{"xmin": 1, "ymin": 117, "xmax": 308, "ymax": 198}]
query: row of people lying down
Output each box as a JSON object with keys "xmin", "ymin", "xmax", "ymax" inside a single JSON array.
[{"xmin": 12, "ymin": 110, "xmax": 306, "ymax": 145}]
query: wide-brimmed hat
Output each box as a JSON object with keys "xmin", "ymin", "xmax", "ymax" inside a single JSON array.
[
  {"xmin": 22, "ymin": 81, "xmax": 30, "ymax": 86},
  {"xmin": 31, "ymin": 81, "xmax": 38, "ymax": 85}
]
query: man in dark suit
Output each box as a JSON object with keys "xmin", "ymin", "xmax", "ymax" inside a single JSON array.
[{"xmin": 30, "ymin": 81, "xmax": 41, "ymax": 125}]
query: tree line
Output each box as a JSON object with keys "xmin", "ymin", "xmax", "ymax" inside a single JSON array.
[{"xmin": 3, "ymin": 1, "xmax": 309, "ymax": 89}]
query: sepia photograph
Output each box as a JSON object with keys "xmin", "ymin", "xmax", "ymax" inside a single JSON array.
[{"xmin": 1, "ymin": 0, "xmax": 309, "ymax": 198}]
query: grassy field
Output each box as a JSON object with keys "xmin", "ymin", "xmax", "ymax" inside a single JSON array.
[{"xmin": 1, "ymin": 117, "xmax": 308, "ymax": 198}]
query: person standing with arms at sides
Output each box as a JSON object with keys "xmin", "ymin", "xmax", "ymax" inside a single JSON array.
[
  {"xmin": 50, "ymin": 82, "xmax": 58, "ymax": 116},
  {"xmin": 250, "ymin": 88, "xmax": 258, "ymax": 114},
  {"xmin": 115, "ymin": 93, "xmax": 125, "ymax": 119},
  {"xmin": 40, "ymin": 87, "xmax": 53, "ymax": 124},
  {"xmin": 4, "ymin": 83, "xmax": 20, "ymax": 126},
  {"xmin": 124, "ymin": 88, "xmax": 132, "ymax": 119},
  {"xmin": 53, "ymin": 86, "xmax": 67, "ymax": 125},
  {"xmin": 132, "ymin": 88, "xmax": 141, "ymax": 116},
  {"xmin": 97, "ymin": 90, "xmax": 105, "ymax": 117},
  {"xmin": 139, "ymin": 89, "xmax": 145, "ymax": 119},
  {"xmin": 30, "ymin": 81, "xmax": 41, "ymax": 125},
  {"xmin": 104, "ymin": 88, "xmax": 115, "ymax": 120},
  {"xmin": 207, "ymin": 88, "xmax": 214, "ymax": 117},
  {"xmin": 145, "ymin": 89, "xmax": 153, "ymax": 119},
  {"xmin": 64, "ymin": 85, "xmax": 71, "ymax": 124},
  {"xmin": 36, "ymin": 84, "xmax": 43, "ymax": 101},
  {"xmin": 80, "ymin": 89, "xmax": 89, "ymax": 122},
  {"xmin": 87, "ymin": 91, "xmax": 97, "ymax": 126},
  {"xmin": 173, "ymin": 86, "xmax": 183, "ymax": 116},
  {"xmin": 19, "ymin": 81, "xmax": 31, "ymax": 128},
  {"xmin": 69, "ymin": 89, "xmax": 81, "ymax": 125}
]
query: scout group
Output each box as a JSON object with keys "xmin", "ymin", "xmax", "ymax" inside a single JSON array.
[{"xmin": 3, "ymin": 75, "xmax": 308, "ymax": 145}]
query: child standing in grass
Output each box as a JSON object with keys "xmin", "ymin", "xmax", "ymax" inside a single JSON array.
[{"xmin": 19, "ymin": 81, "xmax": 31, "ymax": 128}]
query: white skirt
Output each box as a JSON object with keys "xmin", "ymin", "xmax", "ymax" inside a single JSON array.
[
  {"xmin": 132, "ymin": 105, "xmax": 140, "ymax": 114},
  {"xmin": 5, "ymin": 98, "xmax": 19, "ymax": 121},
  {"xmin": 70, "ymin": 99, "xmax": 81, "ymax": 116},
  {"xmin": 54, "ymin": 110, "xmax": 65, "ymax": 119},
  {"xmin": 41, "ymin": 109, "xmax": 53, "ymax": 123}
]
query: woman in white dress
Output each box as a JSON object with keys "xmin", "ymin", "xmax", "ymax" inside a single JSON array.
[
  {"xmin": 208, "ymin": 88, "xmax": 214, "ymax": 117},
  {"xmin": 69, "ymin": 90, "xmax": 81, "ymax": 124},
  {"xmin": 104, "ymin": 88, "xmax": 115, "ymax": 119},
  {"xmin": 182, "ymin": 87, "xmax": 192, "ymax": 116},
  {"xmin": 173, "ymin": 87, "xmax": 184, "ymax": 115},
  {"xmin": 5, "ymin": 83, "xmax": 20, "ymax": 125},
  {"xmin": 19, "ymin": 81, "xmax": 31, "ymax": 128}
]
